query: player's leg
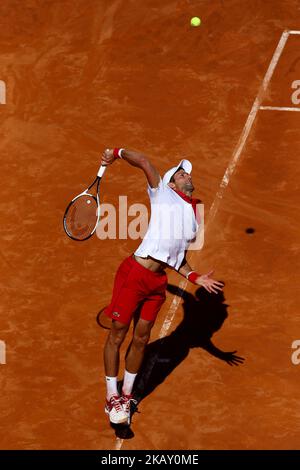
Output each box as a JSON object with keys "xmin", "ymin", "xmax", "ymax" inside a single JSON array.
[
  {"xmin": 103, "ymin": 320, "xmax": 130, "ymax": 424},
  {"xmin": 104, "ymin": 320, "xmax": 130, "ymax": 378},
  {"xmin": 121, "ymin": 290, "xmax": 166, "ymax": 421},
  {"xmin": 123, "ymin": 290, "xmax": 166, "ymax": 379},
  {"xmin": 125, "ymin": 317, "xmax": 154, "ymax": 375},
  {"xmin": 121, "ymin": 317, "xmax": 154, "ymax": 421},
  {"xmin": 103, "ymin": 254, "xmax": 136, "ymax": 388},
  {"xmin": 103, "ymin": 256, "xmax": 144, "ymax": 424}
]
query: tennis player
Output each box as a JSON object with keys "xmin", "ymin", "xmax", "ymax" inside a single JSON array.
[{"xmin": 101, "ymin": 148, "xmax": 224, "ymax": 424}]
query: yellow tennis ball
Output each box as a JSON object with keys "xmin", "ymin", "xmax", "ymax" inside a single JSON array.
[{"xmin": 190, "ymin": 16, "xmax": 201, "ymax": 27}]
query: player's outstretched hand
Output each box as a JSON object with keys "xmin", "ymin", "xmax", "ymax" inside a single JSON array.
[{"xmin": 195, "ymin": 270, "xmax": 224, "ymax": 294}]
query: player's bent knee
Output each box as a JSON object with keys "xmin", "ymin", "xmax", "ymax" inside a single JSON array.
[
  {"xmin": 133, "ymin": 333, "xmax": 150, "ymax": 349},
  {"xmin": 108, "ymin": 328, "xmax": 128, "ymax": 348}
]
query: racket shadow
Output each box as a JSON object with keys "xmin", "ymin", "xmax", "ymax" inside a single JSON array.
[{"xmin": 96, "ymin": 307, "xmax": 111, "ymax": 330}]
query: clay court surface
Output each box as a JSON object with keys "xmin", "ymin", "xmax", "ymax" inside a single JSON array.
[{"xmin": 1, "ymin": 0, "xmax": 300, "ymax": 450}]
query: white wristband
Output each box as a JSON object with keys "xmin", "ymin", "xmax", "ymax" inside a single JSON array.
[{"xmin": 118, "ymin": 148, "xmax": 125, "ymax": 159}]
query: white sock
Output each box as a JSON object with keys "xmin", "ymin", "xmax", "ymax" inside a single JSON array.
[
  {"xmin": 122, "ymin": 370, "xmax": 137, "ymax": 396},
  {"xmin": 105, "ymin": 376, "xmax": 118, "ymax": 400}
]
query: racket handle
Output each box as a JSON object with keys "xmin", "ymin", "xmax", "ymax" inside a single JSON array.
[{"xmin": 97, "ymin": 165, "xmax": 107, "ymax": 178}]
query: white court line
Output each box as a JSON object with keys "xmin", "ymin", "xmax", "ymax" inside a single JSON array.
[
  {"xmin": 116, "ymin": 29, "xmax": 295, "ymax": 449},
  {"xmin": 158, "ymin": 280, "xmax": 187, "ymax": 338},
  {"xmin": 115, "ymin": 438, "xmax": 123, "ymax": 450},
  {"xmin": 260, "ymin": 106, "xmax": 300, "ymax": 112}
]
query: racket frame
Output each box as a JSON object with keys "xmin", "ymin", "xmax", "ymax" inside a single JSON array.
[{"xmin": 63, "ymin": 165, "xmax": 106, "ymax": 241}]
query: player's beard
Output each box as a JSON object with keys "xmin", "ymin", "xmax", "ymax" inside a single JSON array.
[{"xmin": 183, "ymin": 181, "xmax": 194, "ymax": 193}]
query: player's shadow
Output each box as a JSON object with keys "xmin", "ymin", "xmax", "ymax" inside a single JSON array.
[
  {"xmin": 97, "ymin": 283, "xmax": 244, "ymax": 439},
  {"xmin": 132, "ymin": 283, "xmax": 245, "ymax": 407}
]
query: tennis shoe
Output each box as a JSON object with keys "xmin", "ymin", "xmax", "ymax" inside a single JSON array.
[
  {"xmin": 105, "ymin": 395, "xmax": 128, "ymax": 424},
  {"xmin": 121, "ymin": 393, "xmax": 138, "ymax": 424}
]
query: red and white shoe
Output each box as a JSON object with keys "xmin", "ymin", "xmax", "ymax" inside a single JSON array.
[
  {"xmin": 121, "ymin": 393, "xmax": 138, "ymax": 424},
  {"xmin": 105, "ymin": 395, "xmax": 128, "ymax": 424}
]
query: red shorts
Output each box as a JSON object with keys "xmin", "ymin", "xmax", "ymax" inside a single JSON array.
[{"xmin": 105, "ymin": 255, "xmax": 168, "ymax": 325}]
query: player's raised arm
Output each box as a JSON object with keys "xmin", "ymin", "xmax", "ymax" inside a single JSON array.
[{"xmin": 101, "ymin": 148, "xmax": 160, "ymax": 189}]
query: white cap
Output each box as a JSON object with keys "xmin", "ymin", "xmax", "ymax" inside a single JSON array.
[{"xmin": 162, "ymin": 159, "xmax": 192, "ymax": 186}]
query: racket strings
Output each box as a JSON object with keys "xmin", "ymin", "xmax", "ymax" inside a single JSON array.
[{"xmin": 64, "ymin": 195, "xmax": 98, "ymax": 240}]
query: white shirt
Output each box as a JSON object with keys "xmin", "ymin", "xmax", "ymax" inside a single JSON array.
[{"xmin": 134, "ymin": 178, "xmax": 199, "ymax": 270}]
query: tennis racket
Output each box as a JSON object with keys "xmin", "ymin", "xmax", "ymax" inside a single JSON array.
[{"xmin": 63, "ymin": 164, "xmax": 107, "ymax": 241}]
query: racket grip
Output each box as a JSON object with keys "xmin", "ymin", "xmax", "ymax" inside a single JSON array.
[{"xmin": 97, "ymin": 165, "xmax": 107, "ymax": 178}]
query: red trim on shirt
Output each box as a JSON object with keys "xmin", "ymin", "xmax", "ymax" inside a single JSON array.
[{"xmin": 172, "ymin": 189, "xmax": 201, "ymax": 222}]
